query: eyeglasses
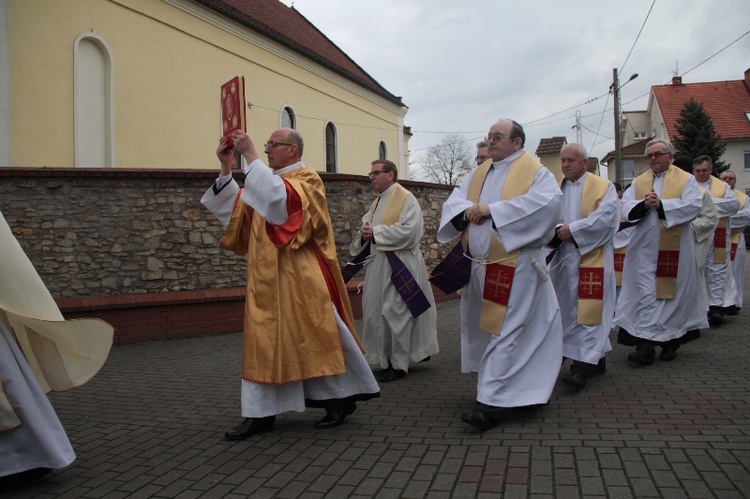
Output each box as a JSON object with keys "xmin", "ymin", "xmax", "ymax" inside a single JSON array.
[
  {"xmin": 486, "ymin": 134, "xmax": 514, "ymax": 143},
  {"xmin": 368, "ymin": 170, "xmax": 388, "ymax": 176},
  {"xmin": 645, "ymin": 152, "xmax": 670, "ymax": 160},
  {"xmin": 264, "ymin": 141, "xmax": 293, "ymax": 148},
  {"xmin": 475, "ymin": 155, "xmax": 490, "ymax": 162}
]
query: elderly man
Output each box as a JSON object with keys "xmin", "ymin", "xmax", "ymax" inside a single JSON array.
[
  {"xmin": 475, "ymin": 140, "xmax": 491, "ymax": 167},
  {"xmin": 719, "ymin": 170, "xmax": 750, "ymax": 315},
  {"xmin": 693, "ymin": 156, "xmax": 740, "ymax": 327},
  {"xmin": 437, "ymin": 119, "xmax": 562, "ymax": 430},
  {"xmin": 349, "ymin": 159, "xmax": 439, "ymax": 383},
  {"xmin": 202, "ymin": 128, "xmax": 380, "ymax": 439},
  {"xmin": 547, "ymin": 144, "xmax": 618, "ymax": 390},
  {"xmin": 615, "ymin": 140, "xmax": 707, "ymax": 364}
]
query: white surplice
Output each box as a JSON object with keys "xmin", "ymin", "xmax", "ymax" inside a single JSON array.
[
  {"xmin": 614, "ymin": 172, "xmax": 708, "ymax": 341},
  {"xmin": 201, "ymin": 160, "xmax": 379, "ymax": 418},
  {"xmin": 692, "ymin": 192, "xmax": 719, "ymax": 310},
  {"xmin": 728, "ymin": 194, "xmax": 750, "ymax": 308},
  {"xmin": 548, "ymin": 174, "xmax": 618, "ymax": 364},
  {"xmin": 698, "ymin": 179, "xmax": 740, "ymax": 308},
  {"xmin": 437, "ymin": 150, "xmax": 563, "ymax": 408},
  {"xmin": 350, "ymin": 184, "xmax": 439, "ymax": 372}
]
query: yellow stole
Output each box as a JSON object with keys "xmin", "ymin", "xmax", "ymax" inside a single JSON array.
[
  {"xmin": 730, "ymin": 189, "xmax": 748, "ymax": 261},
  {"xmin": 634, "ymin": 165, "xmax": 689, "ymax": 299},
  {"xmin": 368, "ymin": 183, "xmax": 410, "ymax": 230},
  {"xmin": 710, "ymin": 177, "xmax": 729, "ymax": 264},
  {"xmin": 571, "ymin": 174, "xmax": 610, "ymax": 325},
  {"xmin": 462, "ymin": 153, "xmax": 542, "ymax": 335}
]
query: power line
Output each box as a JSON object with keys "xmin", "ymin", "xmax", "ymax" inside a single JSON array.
[{"xmin": 620, "ymin": 0, "xmax": 656, "ymax": 75}]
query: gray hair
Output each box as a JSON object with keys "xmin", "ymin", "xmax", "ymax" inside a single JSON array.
[
  {"xmin": 476, "ymin": 140, "xmax": 489, "ymax": 149},
  {"xmin": 286, "ymin": 129, "xmax": 304, "ymax": 157},
  {"xmin": 645, "ymin": 139, "xmax": 673, "ymax": 154},
  {"xmin": 562, "ymin": 143, "xmax": 588, "ymax": 161}
]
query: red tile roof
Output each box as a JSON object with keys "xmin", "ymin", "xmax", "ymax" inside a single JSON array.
[
  {"xmin": 652, "ymin": 77, "xmax": 750, "ymax": 141},
  {"xmin": 535, "ymin": 136, "xmax": 567, "ymax": 156},
  {"xmin": 194, "ymin": 0, "xmax": 403, "ymax": 106}
]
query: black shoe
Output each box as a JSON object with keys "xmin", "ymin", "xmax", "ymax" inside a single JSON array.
[
  {"xmin": 562, "ymin": 370, "xmax": 587, "ymax": 389},
  {"xmin": 315, "ymin": 401, "xmax": 356, "ymax": 429},
  {"xmin": 224, "ymin": 416, "xmax": 275, "ymax": 440},
  {"xmin": 461, "ymin": 410, "xmax": 499, "ymax": 431},
  {"xmin": 659, "ymin": 346, "xmax": 678, "ymax": 361},
  {"xmin": 0, "ymin": 468, "xmax": 52, "ymax": 493},
  {"xmin": 628, "ymin": 347, "xmax": 655, "ymax": 365},
  {"xmin": 593, "ymin": 357, "xmax": 607, "ymax": 375},
  {"xmin": 419, "ymin": 356, "xmax": 431, "ymax": 363},
  {"xmin": 708, "ymin": 307, "xmax": 723, "ymax": 327},
  {"xmin": 724, "ymin": 305, "xmax": 740, "ymax": 316},
  {"xmin": 379, "ymin": 368, "xmax": 406, "ymax": 383}
]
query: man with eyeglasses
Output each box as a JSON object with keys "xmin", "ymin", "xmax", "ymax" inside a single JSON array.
[
  {"xmin": 693, "ymin": 156, "xmax": 740, "ymax": 327},
  {"xmin": 349, "ymin": 160, "xmax": 439, "ymax": 383},
  {"xmin": 475, "ymin": 140, "xmax": 491, "ymax": 168},
  {"xmin": 201, "ymin": 128, "xmax": 379, "ymax": 440},
  {"xmin": 719, "ymin": 170, "xmax": 750, "ymax": 316},
  {"xmin": 436, "ymin": 119, "xmax": 563, "ymax": 431},
  {"xmin": 614, "ymin": 139, "xmax": 707, "ymax": 365},
  {"xmin": 547, "ymin": 143, "xmax": 619, "ymax": 390}
]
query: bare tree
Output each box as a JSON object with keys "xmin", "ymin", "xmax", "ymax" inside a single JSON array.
[{"xmin": 415, "ymin": 134, "xmax": 474, "ymax": 185}]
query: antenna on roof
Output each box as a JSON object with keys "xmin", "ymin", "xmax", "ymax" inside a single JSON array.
[{"xmin": 669, "ymin": 61, "xmax": 679, "ymax": 77}]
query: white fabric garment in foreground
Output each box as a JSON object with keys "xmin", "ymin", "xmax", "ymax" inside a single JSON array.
[
  {"xmin": 437, "ymin": 151, "xmax": 563, "ymax": 408},
  {"xmin": 351, "ymin": 184, "xmax": 438, "ymax": 372}
]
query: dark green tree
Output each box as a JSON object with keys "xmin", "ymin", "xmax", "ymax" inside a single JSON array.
[{"xmin": 672, "ymin": 98, "xmax": 728, "ymax": 175}]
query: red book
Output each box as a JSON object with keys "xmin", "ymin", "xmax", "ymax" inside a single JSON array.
[{"xmin": 221, "ymin": 76, "xmax": 246, "ymax": 147}]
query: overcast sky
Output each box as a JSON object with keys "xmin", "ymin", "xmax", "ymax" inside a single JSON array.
[{"xmin": 280, "ymin": 0, "xmax": 749, "ymax": 172}]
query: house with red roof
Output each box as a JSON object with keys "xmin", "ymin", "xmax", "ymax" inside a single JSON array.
[
  {"xmin": 0, "ymin": 0, "xmax": 409, "ymax": 176},
  {"xmin": 605, "ymin": 68, "xmax": 750, "ymax": 192}
]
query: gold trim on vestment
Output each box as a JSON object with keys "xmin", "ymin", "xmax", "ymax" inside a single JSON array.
[
  {"xmin": 574, "ymin": 174, "xmax": 610, "ymax": 325},
  {"xmin": 634, "ymin": 165, "xmax": 689, "ymax": 299},
  {"xmin": 710, "ymin": 177, "xmax": 729, "ymax": 264},
  {"xmin": 461, "ymin": 154, "xmax": 542, "ymax": 335}
]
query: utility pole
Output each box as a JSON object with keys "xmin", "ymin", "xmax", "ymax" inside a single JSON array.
[
  {"xmin": 613, "ymin": 68, "xmax": 622, "ymax": 186},
  {"xmin": 574, "ymin": 110, "xmax": 582, "ymax": 144}
]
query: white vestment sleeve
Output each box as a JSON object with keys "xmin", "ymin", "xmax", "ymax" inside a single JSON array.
[
  {"xmin": 713, "ymin": 184, "xmax": 740, "ymax": 218},
  {"xmin": 372, "ymin": 194, "xmax": 423, "ymax": 251},
  {"xmin": 200, "ymin": 178, "xmax": 240, "ymax": 227},
  {"xmin": 239, "ymin": 159, "xmax": 289, "ymax": 226},
  {"xmin": 660, "ymin": 175, "xmax": 703, "ymax": 229},
  {"xmin": 693, "ymin": 193, "xmax": 719, "ymax": 244},
  {"xmin": 730, "ymin": 196, "xmax": 750, "ymax": 230}
]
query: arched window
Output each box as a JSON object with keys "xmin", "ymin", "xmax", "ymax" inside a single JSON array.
[
  {"xmin": 325, "ymin": 122, "xmax": 337, "ymax": 173},
  {"xmin": 379, "ymin": 140, "xmax": 387, "ymax": 161},
  {"xmin": 281, "ymin": 106, "xmax": 296, "ymax": 129},
  {"xmin": 74, "ymin": 31, "xmax": 114, "ymax": 167}
]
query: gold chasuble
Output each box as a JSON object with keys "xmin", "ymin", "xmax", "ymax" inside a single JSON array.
[
  {"xmin": 462, "ymin": 154, "xmax": 542, "ymax": 335},
  {"xmin": 709, "ymin": 177, "xmax": 730, "ymax": 264},
  {"xmin": 730, "ymin": 189, "xmax": 748, "ymax": 261},
  {"xmin": 220, "ymin": 167, "xmax": 363, "ymax": 385},
  {"xmin": 634, "ymin": 165, "xmax": 689, "ymax": 299},
  {"xmin": 571, "ymin": 174, "xmax": 610, "ymax": 325},
  {"xmin": 614, "ymin": 247, "xmax": 626, "ymax": 286}
]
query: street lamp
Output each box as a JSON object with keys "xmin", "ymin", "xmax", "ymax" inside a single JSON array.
[{"xmin": 612, "ymin": 70, "xmax": 638, "ymax": 186}]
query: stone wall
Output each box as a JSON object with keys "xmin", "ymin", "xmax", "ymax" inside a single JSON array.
[{"xmin": 0, "ymin": 167, "xmax": 456, "ymax": 342}]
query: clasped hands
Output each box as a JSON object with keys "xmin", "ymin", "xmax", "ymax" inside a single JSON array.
[
  {"xmin": 465, "ymin": 203, "xmax": 491, "ymax": 225},
  {"xmin": 644, "ymin": 189, "xmax": 661, "ymax": 209}
]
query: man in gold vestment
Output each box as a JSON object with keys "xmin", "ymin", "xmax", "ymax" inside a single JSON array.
[{"xmin": 202, "ymin": 128, "xmax": 380, "ymax": 440}]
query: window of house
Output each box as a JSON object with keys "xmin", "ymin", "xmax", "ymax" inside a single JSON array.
[
  {"xmin": 379, "ymin": 141, "xmax": 387, "ymax": 161},
  {"xmin": 281, "ymin": 106, "xmax": 295, "ymax": 129},
  {"xmin": 634, "ymin": 132, "xmax": 647, "ymax": 140},
  {"xmin": 325, "ymin": 122, "xmax": 337, "ymax": 173},
  {"xmin": 621, "ymin": 159, "xmax": 636, "ymax": 181},
  {"xmin": 744, "ymin": 151, "xmax": 750, "ymax": 171}
]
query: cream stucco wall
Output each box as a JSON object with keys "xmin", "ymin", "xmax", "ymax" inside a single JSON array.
[{"xmin": 5, "ymin": 0, "xmax": 407, "ymax": 173}]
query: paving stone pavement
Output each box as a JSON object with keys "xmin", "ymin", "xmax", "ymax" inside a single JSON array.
[{"xmin": 6, "ymin": 270, "xmax": 750, "ymax": 498}]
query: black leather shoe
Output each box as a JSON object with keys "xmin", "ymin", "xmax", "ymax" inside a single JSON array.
[
  {"xmin": 659, "ymin": 346, "xmax": 678, "ymax": 361},
  {"xmin": 562, "ymin": 370, "xmax": 587, "ymax": 389},
  {"xmin": 708, "ymin": 307, "xmax": 723, "ymax": 327},
  {"xmin": 315, "ymin": 402, "xmax": 356, "ymax": 429},
  {"xmin": 628, "ymin": 347, "xmax": 655, "ymax": 365},
  {"xmin": 461, "ymin": 410, "xmax": 498, "ymax": 431},
  {"xmin": 724, "ymin": 305, "xmax": 740, "ymax": 316},
  {"xmin": 379, "ymin": 368, "xmax": 406, "ymax": 383},
  {"xmin": 0, "ymin": 468, "xmax": 52, "ymax": 493},
  {"xmin": 224, "ymin": 416, "xmax": 275, "ymax": 440}
]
